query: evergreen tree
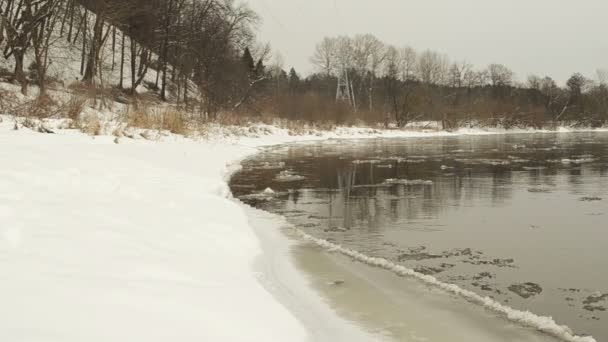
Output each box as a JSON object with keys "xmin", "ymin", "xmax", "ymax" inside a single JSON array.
[
  {"xmin": 242, "ymin": 48, "xmax": 255, "ymax": 76},
  {"xmin": 288, "ymin": 67, "xmax": 300, "ymax": 93}
]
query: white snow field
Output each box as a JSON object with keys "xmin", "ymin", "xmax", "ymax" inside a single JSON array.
[
  {"xmin": 1, "ymin": 116, "xmax": 606, "ymax": 341},
  {"xmin": 0, "ymin": 117, "xmax": 396, "ymax": 342}
]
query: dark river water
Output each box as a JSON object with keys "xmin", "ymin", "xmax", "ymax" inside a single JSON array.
[{"xmin": 230, "ymin": 132, "xmax": 608, "ymax": 341}]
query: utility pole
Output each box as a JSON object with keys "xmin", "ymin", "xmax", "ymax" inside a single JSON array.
[{"xmin": 336, "ymin": 67, "xmax": 355, "ymax": 109}]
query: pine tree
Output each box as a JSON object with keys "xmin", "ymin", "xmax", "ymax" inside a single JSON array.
[
  {"xmin": 242, "ymin": 48, "xmax": 255, "ymax": 76},
  {"xmin": 288, "ymin": 67, "xmax": 299, "ymax": 93}
]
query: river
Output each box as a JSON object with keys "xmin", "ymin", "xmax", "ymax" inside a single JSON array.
[{"xmin": 231, "ymin": 132, "xmax": 608, "ymax": 341}]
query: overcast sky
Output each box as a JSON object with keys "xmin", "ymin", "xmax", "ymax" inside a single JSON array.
[{"xmin": 247, "ymin": 0, "xmax": 608, "ymax": 85}]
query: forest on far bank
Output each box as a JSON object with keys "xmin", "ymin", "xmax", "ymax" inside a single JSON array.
[{"xmin": 1, "ymin": 0, "xmax": 607, "ymax": 129}]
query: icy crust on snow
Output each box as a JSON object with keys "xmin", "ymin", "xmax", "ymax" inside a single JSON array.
[{"xmin": 292, "ymin": 230, "xmax": 596, "ymax": 342}]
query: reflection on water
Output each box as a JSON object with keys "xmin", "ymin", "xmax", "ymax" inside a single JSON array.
[{"xmin": 230, "ymin": 133, "xmax": 608, "ymax": 340}]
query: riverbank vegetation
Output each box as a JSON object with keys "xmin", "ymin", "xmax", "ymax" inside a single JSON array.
[{"xmin": 1, "ymin": 0, "xmax": 607, "ymax": 132}]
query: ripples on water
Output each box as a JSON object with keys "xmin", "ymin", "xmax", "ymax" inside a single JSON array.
[{"xmin": 230, "ymin": 133, "xmax": 608, "ymax": 340}]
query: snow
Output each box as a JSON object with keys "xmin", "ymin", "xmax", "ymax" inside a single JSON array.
[
  {"xmin": 0, "ymin": 121, "xmax": 311, "ymax": 342},
  {"xmin": 0, "ymin": 115, "xmax": 605, "ymax": 342}
]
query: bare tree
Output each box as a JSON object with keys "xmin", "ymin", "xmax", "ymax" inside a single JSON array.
[
  {"xmin": 400, "ymin": 46, "xmax": 417, "ymax": 81},
  {"xmin": 1, "ymin": 0, "xmax": 59, "ymax": 95},
  {"xmin": 417, "ymin": 50, "xmax": 449, "ymax": 85},
  {"xmin": 448, "ymin": 61, "xmax": 471, "ymax": 88},
  {"xmin": 31, "ymin": 0, "xmax": 62, "ymax": 97},
  {"xmin": 487, "ymin": 63, "xmax": 514, "ymax": 86},
  {"xmin": 596, "ymin": 68, "xmax": 608, "ymax": 86},
  {"xmin": 310, "ymin": 37, "xmax": 336, "ymax": 76},
  {"xmin": 81, "ymin": 0, "xmax": 131, "ymax": 84},
  {"xmin": 527, "ymin": 74, "xmax": 542, "ymax": 90}
]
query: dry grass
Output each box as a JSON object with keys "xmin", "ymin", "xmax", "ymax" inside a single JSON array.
[
  {"xmin": 112, "ymin": 128, "xmax": 123, "ymax": 138},
  {"xmin": 0, "ymin": 88, "xmax": 16, "ymax": 114},
  {"xmin": 161, "ymin": 110, "xmax": 187, "ymax": 135},
  {"xmin": 15, "ymin": 95, "xmax": 60, "ymax": 119},
  {"xmin": 125, "ymin": 103, "xmax": 190, "ymax": 135},
  {"xmin": 215, "ymin": 112, "xmax": 251, "ymax": 127},
  {"xmin": 80, "ymin": 113, "xmax": 102, "ymax": 136},
  {"xmin": 62, "ymin": 95, "xmax": 87, "ymax": 127},
  {"xmin": 126, "ymin": 105, "xmax": 155, "ymax": 129}
]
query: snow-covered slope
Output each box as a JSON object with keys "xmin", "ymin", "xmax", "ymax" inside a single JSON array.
[{"xmin": 0, "ymin": 121, "xmax": 311, "ymax": 341}]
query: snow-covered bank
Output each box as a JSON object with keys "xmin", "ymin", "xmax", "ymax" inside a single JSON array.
[
  {"xmin": 0, "ymin": 120, "xmax": 313, "ymax": 341},
  {"xmin": 1, "ymin": 115, "xmax": 606, "ymax": 341}
]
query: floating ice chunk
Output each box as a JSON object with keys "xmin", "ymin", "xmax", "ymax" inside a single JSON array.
[
  {"xmin": 352, "ymin": 159, "xmax": 382, "ymax": 165},
  {"xmin": 508, "ymin": 156, "xmax": 530, "ymax": 163},
  {"xmin": 561, "ymin": 157, "xmax": 595, "ymax": 164},
  {"xmin": 275, "ymin": 171, "xmax": 306, "ymax": 182},
  {"xmin": 238, "ymin": 187, "xmax": 288, "ymax": 201},
  {"xmin": 252, "ymin": 162, "xmax": 286, "ymax": 170},
  {"xmin": 383, "ymin": 179, "xmax": 433, "ymax": 186},
  {"xmin": 486, "ymin": 160, "xmax": 511, "ymax": 166},
  {"xmin": 580, "ymin": 197, "xmax": 602, "ymax": 202},
  {"xmin": 528, "ymin": 187, "xmax": 553, "ymax": 193}
]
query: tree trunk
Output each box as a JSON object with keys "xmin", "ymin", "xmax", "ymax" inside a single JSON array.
[
  {"xmin": 119, "ymin": 32, "xmax": 125, "ymax": 89},
  {"xmin": 80, "ymin": 8, "xmax": 87, "ymax": 76},
  {"xmin": 111, "ymin": 26, "xmax": 116, "ymax": 71},
  {"xmin": 160, "ymin": 0, "xmax": 174, "ymax": 101},
  {"xmin": 14, "ymin": 51, "xmax": 28, "ymax": 95},
  {"xmin": 130, "ymin": 37, "xmax": 136, "ymax": 93},
  {"xmin": 67, "ymin": 1, "xmax": 75, "ymax": 42},
  {"xmin": 83, "ymin": 13, "xmax": 104, "ymax": 83}
]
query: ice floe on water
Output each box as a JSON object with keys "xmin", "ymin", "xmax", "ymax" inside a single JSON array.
[
  {"xmin": 293, "ymin": 230, "xmax": 597, "ymax": 342},
  {"xmin": 583, "ymin": 293, "xmax": 608, "ymax": 312},
  {"xmin": 383, "ymin": 179, "xmax": 434, "ymax": 186},
  {"xmin": 527, "ymin": 187, "xmax": 554, "ymax": 193},
  {"xmin": 580, "ymin": 197, "xmax": 603, "ymax": 202},
  {"xmin": 452, "ymin": 158, "xmax": 512, "ymax": 166},
  {"xmin": 250, "ymin": 161, "xmax": 286, "ymax": 170},
  {"xmin": 275, "ymin": 170, "xmax": 306, "ymax": 182},
  {"xmin": 508, "ymin": 156, "xmax": 531, "ymax": 163},
  {"xmin": 508, "ymin": 283, "xmax": 544, "ymax": 299},
  {"xmin": 352, "ymin": 159, "xmax": 382, "ymax": 165},
  {"xmin": 239, "ymin": 187, "xmax": 283, "ymax": 201},
  {"xmin": 561, "ymin": 157, "xmax": 595, "ymax": 164}
]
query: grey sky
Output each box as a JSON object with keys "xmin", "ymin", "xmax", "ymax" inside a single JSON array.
[{"xmin": 247, "ymin": 0, "xmax": 607, "ymax": 85}]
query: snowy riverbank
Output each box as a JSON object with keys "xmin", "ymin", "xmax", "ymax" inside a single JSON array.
[
  {"xmin": 1, "ymin": 116, "xmax": 606, "ymax": 341},
  {"xmin": 0, "ymin": 116, "xmax": 412, "ymax": 342}
]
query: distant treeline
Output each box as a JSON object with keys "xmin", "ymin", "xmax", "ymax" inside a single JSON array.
[
  {"xmin": 1, "ymin": 2, "xmax": 607, "ymax": 127},
  {"xmin": 246, "ymin": 35, "xmax": 608, "ymax": 128}
]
